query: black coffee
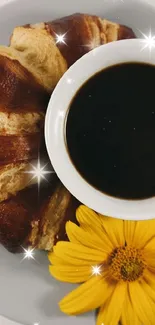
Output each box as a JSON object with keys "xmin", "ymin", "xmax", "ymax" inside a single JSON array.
[{"xmin": 66, "ymin": 62, "xmax": 155, "ymax": 199}]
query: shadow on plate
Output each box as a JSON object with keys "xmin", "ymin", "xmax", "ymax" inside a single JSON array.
[
  {"xmin": 38, "ymin": 282, "xmax": 78, "ymax": 317},
  {"xmin": 38, "ymin": 285, "xmax": 95, "ymax": 324}
]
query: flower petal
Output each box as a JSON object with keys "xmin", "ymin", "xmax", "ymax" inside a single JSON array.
[
  {"xmin": 143, "ymin": 269, "xmax": 155, "ymax": 295},
  {"xmin": 66, "ymin": 221, "xmax": 112, "ymax": 255},
  {"xmin": 144, "ymin": 236, "xmax": 155, "ymax": 251},
  {"xmin": 76, "ymin": 205, "xmax": 103, "ymax": 230},
  {"xmin": 76, "ymin": 206, "xmax": 114, "ymax": 252},
  {"xmin": 121, "ymin": 287, "xmax": 141, "ymax": 325},
  {"xmin": 77, "ymin": 205, "xmax": 125, "ymax": 248},
  {"xmin": 143, "ymin": 249, "xmax": 155, "ymax": 272},
  {"xmin": 52, "ymin": 241, "xmax": 105, "ymax": 266},
  {"xmin": 59, "ymin": 273, "xmax": 115, "ymax": 315},
  {"xmin": 48, "ymin": 252, "xmax": 67, "ymax": 265},
  {"xmin": 124, "ymin": 220, "xmax": 137, "ymax": 245},
  {"xmin": 129, "ymin": 281, "xmax": 155, "ymax": 325},
  {"xmin": 139, "ymin": 278, "xmax": 155, "ymax": 303},
  {"xmin": 49, "ymin": 264, "xmax": 90, "ymax": 283},
  {"xmin": 131, "ymin": 219, "xmax": 155, "ymax": 249},
  {"xmin": 98, "ymin": 214, "xmax": 125, "ymax": 247},
  {"xmin": 96, "ymin": 282, "xmax": 127, "ymax": 325}
]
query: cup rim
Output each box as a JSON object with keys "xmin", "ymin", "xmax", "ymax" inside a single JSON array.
[{"xmin": 45, "ymin": 39, "xmax": 155, "ymax": 220}]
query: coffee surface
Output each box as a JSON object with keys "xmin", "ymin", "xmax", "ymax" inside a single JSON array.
[{"xmin": 66, "ymin": 62, "xmax": 155, "ymax": 199}]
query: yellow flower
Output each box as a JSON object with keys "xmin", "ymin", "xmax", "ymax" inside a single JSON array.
[{"xmin": 48, "ymin": 205, "xmax": 155, "ymax": 325}]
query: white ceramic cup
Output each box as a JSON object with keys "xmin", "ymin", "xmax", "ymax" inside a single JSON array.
[{"xmin": 45, "ymin": 39, "xmax": 155, "ymax": 220}]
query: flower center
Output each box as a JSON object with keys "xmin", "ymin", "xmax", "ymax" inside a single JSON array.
[{"xmin": 108, "ymin": 246, "xmax": 146, "ymax": 282}]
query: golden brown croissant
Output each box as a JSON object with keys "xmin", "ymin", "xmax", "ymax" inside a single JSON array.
[
  {"xmin": 0, "ymin": 177, "xmax": 79, "ymax": 253},
  {"xmin": 10, "ymin": 13, "xmax": 136, "ymax": 91},
  {"xmin": 0, "ymin": 13, "xmax": 136, "ymax": 253},
  {"xmin": 0, "ymin": 47, "xmax": 49, "ymax": 202}
]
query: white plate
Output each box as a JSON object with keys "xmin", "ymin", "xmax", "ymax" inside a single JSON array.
[{"xmin": 0, "ymin": 0, "xmax": 155, "ymax": 324}]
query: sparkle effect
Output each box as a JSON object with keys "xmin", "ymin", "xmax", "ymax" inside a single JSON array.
[
  {"xmin": 25, "ymin": 158, "xmax": 54, "ymax": 189},
  {"xmin": 91, "ymin": 265, "xmax": 102, "ymax": 276},
  {"xmin": 55, "ymin": 33, "xmax": 67, "ymax": 45},
  {"xmin": 66, "ymin": 77, "xmax": 74, "ymax": 84},
  {"xmin": 84, "ymin": 39, "xmax": 99, "ymax": 51},
  {"xmin": 139, "ymin": 29, "xmax": 155, "ymax": 52},
  {"xmin": 80, "ymin": 39, "xmax": 99, "ymax": 57},
  {"xmin": 22, "ymin": 247, "xmax": 35, "ymax": 261}
]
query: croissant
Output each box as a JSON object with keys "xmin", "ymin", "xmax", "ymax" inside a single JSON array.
[
  {"xmin": 0, "ymin": 13, "xmax": 136, "ymax": 253},
  {"xmin": 10, "ymin": 14, "xmax": 136, "ymax": 91}
]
